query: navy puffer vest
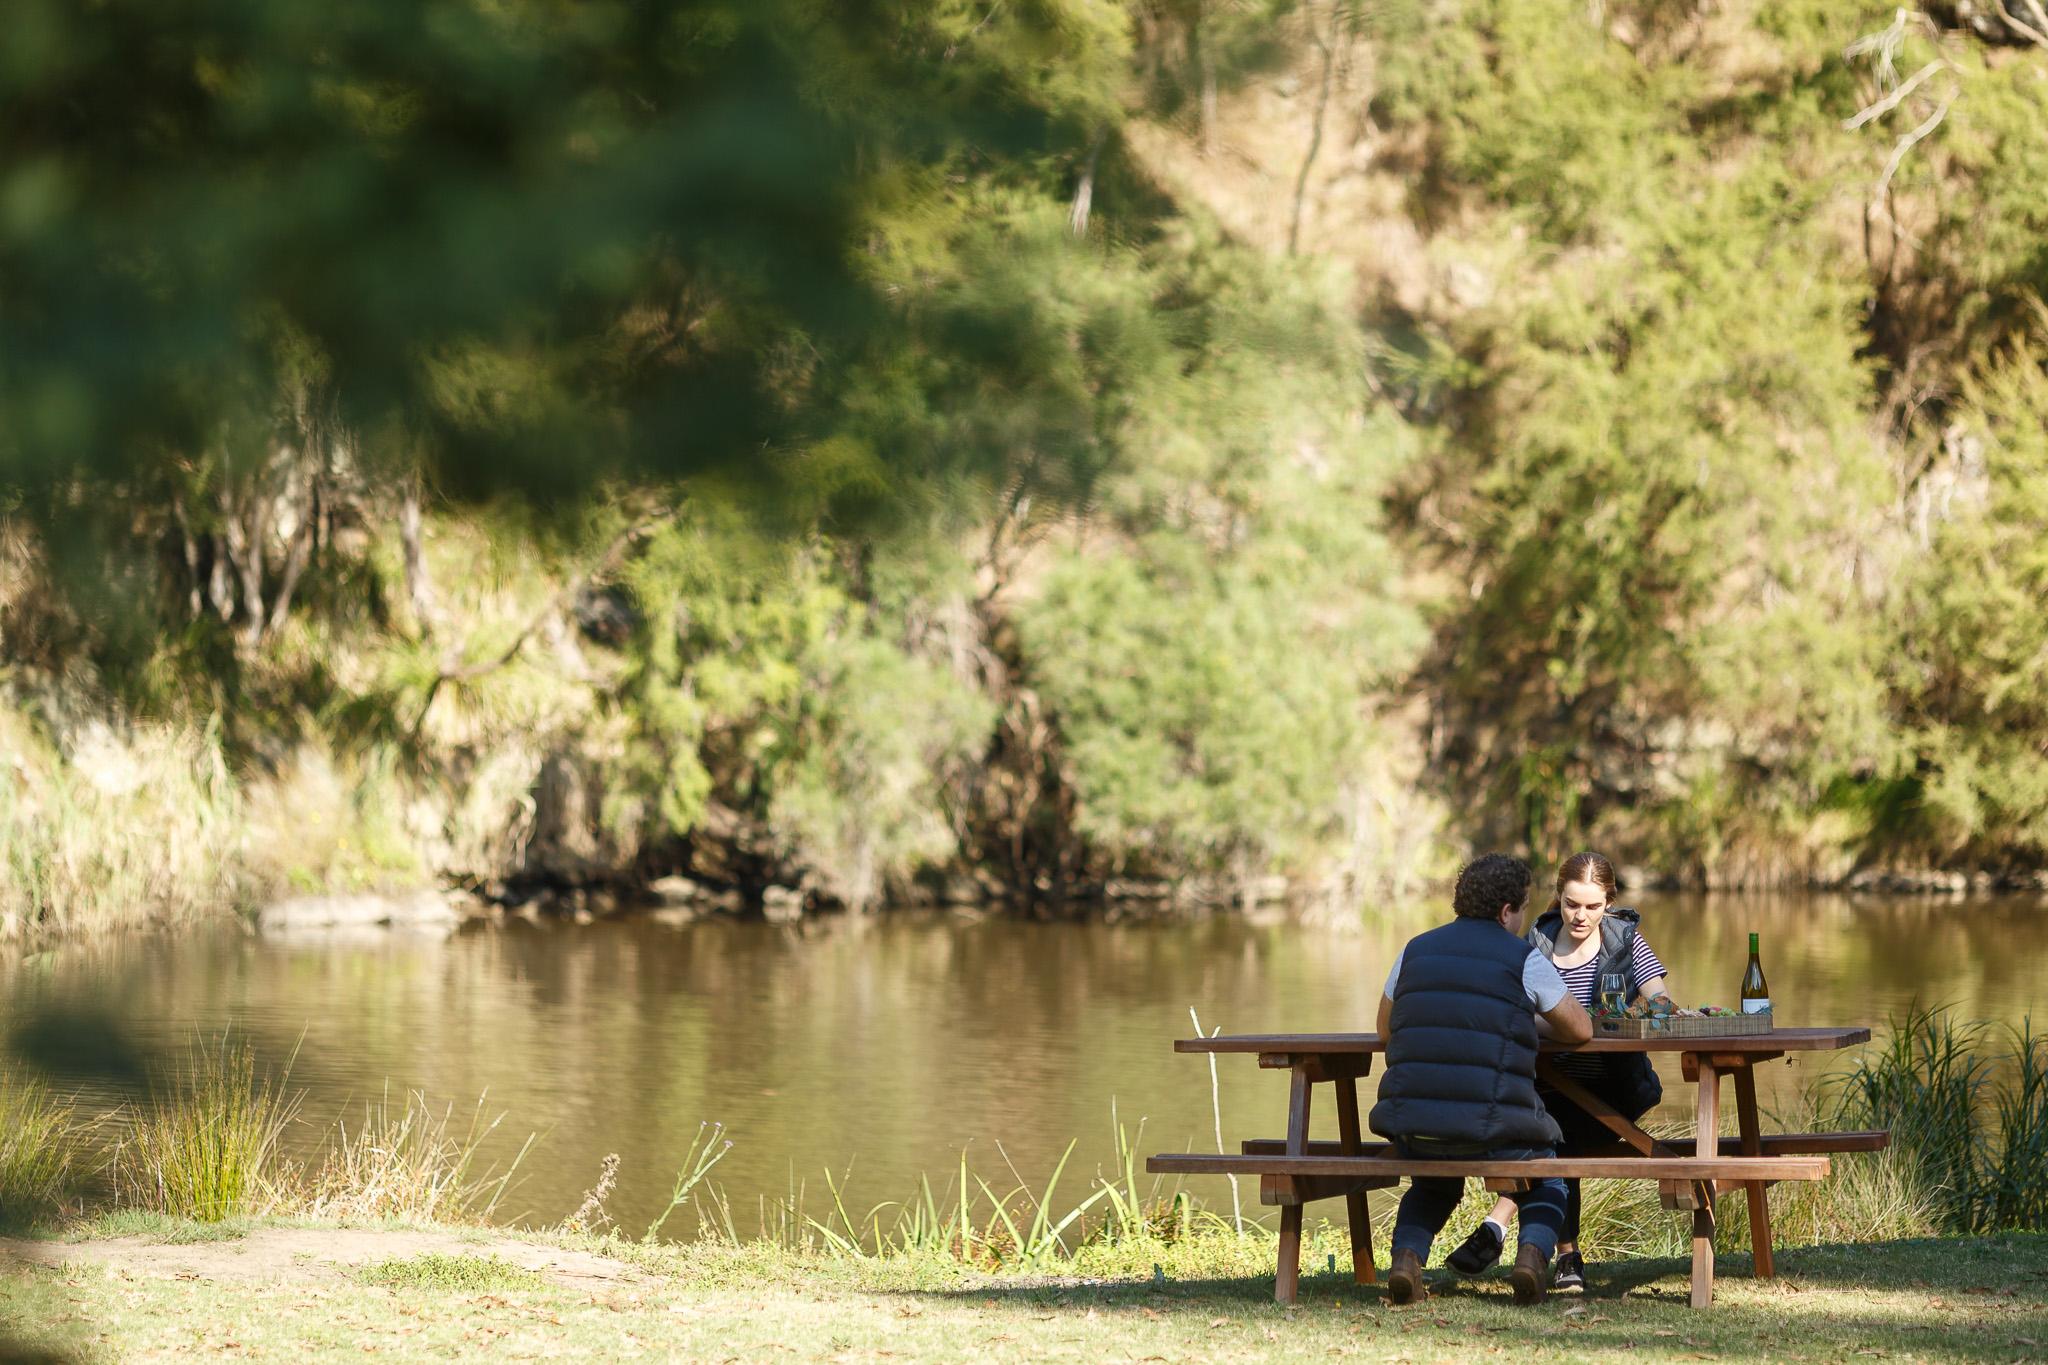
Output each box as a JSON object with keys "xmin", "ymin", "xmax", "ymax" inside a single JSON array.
[
  {"xmin": 1369, "ymin": 917, "xmax": 1564, "ymax": 1149},
  {"xmin": 1528, "ymin": 906, "xmax": 1664, "ymax": 1118}
]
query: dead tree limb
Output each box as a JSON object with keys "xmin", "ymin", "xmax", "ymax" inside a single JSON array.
[
  {"xmin": 411, "ymin": 507, "xmax": 677, "ymax": 734},
  {"xmin": 1287, "ymin": 1, "xmax": 1339, "ymax": 257}
]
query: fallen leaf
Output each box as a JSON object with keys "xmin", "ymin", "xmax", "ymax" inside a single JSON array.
[{"xmin": 1209, "ymin": 1318, "xmax": 1230, "ymax": 1329}]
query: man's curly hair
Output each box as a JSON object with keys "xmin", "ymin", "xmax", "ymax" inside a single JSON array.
[{"xmin": 1452, "ymin": 853, "xmax": 1532, "ymax": 920}]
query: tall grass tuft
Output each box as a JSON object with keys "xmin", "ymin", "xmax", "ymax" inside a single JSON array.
[
  {"xmin": 297, "ymin": 1087, "xmax": 530, "ymax": 1225},
  {"xmin": 0, "ymin": 1066, "xmax": 76, "ymax": 1228},
  {"xmin": 1820, "ymin": 1004, "xmax": 2048, "ymax": 1235},
  {"xmin": 121, "ymin": 1036, "xmax": 298, "ymax": 1222},
  {"xmin": 1983, "ymin": 1020, "xmax": 2048, "ymax": 1232},
  {"xmin": 644, "ymin": 1121, "xmax": 734, "ymax": 1242},
  {"xmin": 1827, "ymin": 1003, "xmax": 1990, "ymax": 1231}
]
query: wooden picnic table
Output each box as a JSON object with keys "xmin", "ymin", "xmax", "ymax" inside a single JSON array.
[{"xmin": 1147, "ymin": 1027, "xmax": 1883, "ymax": 1308}]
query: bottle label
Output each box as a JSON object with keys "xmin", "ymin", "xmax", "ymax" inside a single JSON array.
[{"xmin": 1742, "ymin": 998, "xmax": 1772, "ymax": 1015}]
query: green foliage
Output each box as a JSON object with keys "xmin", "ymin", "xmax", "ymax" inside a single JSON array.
[
  {"xmin": 1373, "ymin": 0, "xmax": 1915, "ymax": 867},
  {"xmin": 1017, "ymin": 234, "xmax": 1421, "ymax": 881},
  {"xmin": 0, "ymin": 0, "xmax": 1132, "ymax": 505},
  {"xmin": 1899, "ymin": 358, "xmax": 2048, "ymax": 858},
  {"xmin": 766, "ymin": 634, "xmax": 994, "ymax": 910}
]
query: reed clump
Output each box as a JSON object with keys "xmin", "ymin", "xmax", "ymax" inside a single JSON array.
[
  {"xmin": 1828, "ymin": 1004, "xmax": 2048, "ymax": 1235},
  {"xmin": 118, "ymin": 1037, "xmax": 298, "ymax": 1222},
  {"xmin": 0, "ymin": 1065, "xmax": 76, "ymax": 1228}
]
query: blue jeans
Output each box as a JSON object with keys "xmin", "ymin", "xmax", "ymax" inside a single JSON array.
[{"xmin": 1389, "ymin": 1141, "xmax": 1566, "ymax": 1263}]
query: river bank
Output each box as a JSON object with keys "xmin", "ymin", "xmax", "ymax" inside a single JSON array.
[{"xmin": 4, "ymin": 1218, "xmax": 2045, "ymax": 1362}]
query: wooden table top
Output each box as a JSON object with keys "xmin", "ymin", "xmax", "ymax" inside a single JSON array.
[{"xmin": 1176, "ymin": 1027, "xmax": 1870, "ymax": 1055}]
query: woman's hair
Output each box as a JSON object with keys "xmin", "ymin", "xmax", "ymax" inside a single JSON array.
[{"xmin": 1547, "ymin": 850, "xmax": 1619, "ymax": 917}]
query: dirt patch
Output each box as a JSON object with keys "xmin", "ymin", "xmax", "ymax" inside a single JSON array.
[{"xmin": 0, "ymin": 1227, "xmax": 641, "ymax": 1289}]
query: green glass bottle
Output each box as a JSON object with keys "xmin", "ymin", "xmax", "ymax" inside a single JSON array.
[{"xmin": 1740, "ymin": 932, "xmax": 1771, "ymax": 1015}]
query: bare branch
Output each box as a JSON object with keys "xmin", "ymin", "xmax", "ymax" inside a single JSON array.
[
  {"xmin": 400, "ymin": 477, "xmax": 437, "ymax": 641},
  {"xmin": 1871, "ymin": 91, "xmax": 1957, "ymax": 221},
  {"xmin": 436, "ymin": 511, "xmax": 672, "ymax": 687},
  {"xmin": 1996, "ymin": 0, "xmax": 2048, "ymax": 47},
  {"xmin": 1069, "ymin": 132, "xmax": 1104, "ymax": 238},
  {"xmin": 1843, "ymin": 59, "xmax": 1945, "ymax": 129}
]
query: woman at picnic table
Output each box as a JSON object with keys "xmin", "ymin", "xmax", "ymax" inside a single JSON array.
[{"xmin": 1443, "ymin": 850, "xmax": 1671, "ymax": 1292}]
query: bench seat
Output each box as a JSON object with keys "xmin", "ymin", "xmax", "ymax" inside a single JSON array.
[
  {"xmin": 1233, "ymin": 1130, "xmax": 1889, "ymax": 1159},
  {"xmin": 1146, "ymin": 1152, "xmax": 1831, "ymax": 1182}
]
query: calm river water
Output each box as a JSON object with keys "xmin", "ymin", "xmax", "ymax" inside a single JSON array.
[{"xmin": 7, "ymin": 893, "xmax": 2046, "ymax": 1238}]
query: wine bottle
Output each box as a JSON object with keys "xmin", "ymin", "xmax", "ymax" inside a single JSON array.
[{"xmin": 1740, "ymin": 932, "xmax": 1771, "ymax": 1015}]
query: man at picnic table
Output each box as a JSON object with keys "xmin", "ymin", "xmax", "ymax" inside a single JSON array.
[{"xmin": 1370, "ymin": 852, "xmax": 1593, "ymax": 1305}]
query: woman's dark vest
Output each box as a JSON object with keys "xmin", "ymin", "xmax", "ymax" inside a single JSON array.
[
  {"xmin": 1368, "ymin": 917, "xmax": 1564, "ymax": 1150},
  {"xmin": 1527, "ymin": 906, "xmax": 1664, "ymax": 1118}
]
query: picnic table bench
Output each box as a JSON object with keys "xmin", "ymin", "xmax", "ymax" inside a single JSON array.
[{"xmin": 1147, "ymin": 1028, "xmax": 1887, "ymax": 1308}]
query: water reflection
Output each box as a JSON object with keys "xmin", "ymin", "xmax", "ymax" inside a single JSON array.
[{"xmin": 7, "ymin": 892, "xmax": 2046, "ymax": 1236}]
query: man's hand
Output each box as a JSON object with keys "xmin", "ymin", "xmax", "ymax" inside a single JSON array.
[{"xmin": 1539, "ymin": 994, "xmax": 1593, "ymax": 1046}]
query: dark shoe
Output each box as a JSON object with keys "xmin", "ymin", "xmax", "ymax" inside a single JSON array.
[
  {"xmin": 1387, "ymin": 1248, "xmax": 1427, "ymax": 1305},
  {"xmin": 1510, "ymin": 1243, "xmax": 1550, "ymax": 1305},
  {"xmin": 1445, "ymin": 1221, "xmax": 1506, "ymax": 1275},
  {"xmin": 1552, "ymin": 1249, "xmax": 1585, "ymax": 1291}
]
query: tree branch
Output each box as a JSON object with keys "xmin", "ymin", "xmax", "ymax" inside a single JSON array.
[
  {"xmin": 1996, "ymin": 0, "xmax": 2048, "ymax": 47},
  {"xmin": 436, "ymin": 510, "xmax": 672, "ymax": 687},
  {"xmin": 1842, "ymin": 59, "xmax": 1946, "ymax": 129}
]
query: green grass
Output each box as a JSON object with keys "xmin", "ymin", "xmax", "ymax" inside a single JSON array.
[
  {"xmin": 75, "ymin": 1209, "xmax": 256, "ymax": 1243},
  {"xmin": 0, "ymin": 1066, "xmax": 74, "ymax": 1231},
  {"xmin": 118, "ymin": 1035, "xmax": 298, "ymax": 1222},
  {"xmin": 350, "ymin": 1252, "xmax": 545, "ymax": 1292},
  {"xmin": 4, "ymin": 1225, "xmax": 2048, "ymax": 1363}
]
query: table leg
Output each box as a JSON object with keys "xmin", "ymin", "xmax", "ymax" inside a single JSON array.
[
  {"xmin": 1535, "ymin": 1060, "xmax": 1667, "ymax": 1156},
  {"xmin": 1691, "ymin": 1058, "xmax": 1720, "ymax": 1309},
  {"xmin": 1276, "ymin": 1065, "xmax": 1313, "ymax": 1305},
  {"xmin": 1334, "ymin": 1075, "xmax": 1376, "ymax": 1285},
  {"xmin": 1733, "ymin": 1064, "xmax": 1775, "ymax": 1279}
]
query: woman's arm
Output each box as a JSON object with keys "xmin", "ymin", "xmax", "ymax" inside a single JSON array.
[{"xmin": 1634, "ymin": 974, "xmax": 1668, "ymax": 1004}]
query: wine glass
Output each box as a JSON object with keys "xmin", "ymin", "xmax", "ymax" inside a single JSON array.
[{"xmin": 1598, "ymin": 972, "xmax": 1628, "ymax": 1017}]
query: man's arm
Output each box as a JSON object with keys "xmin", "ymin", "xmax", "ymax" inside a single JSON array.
[
  {"xmin": 1540, "ymin": 994, "xmax": 1593, "ymax": 1046},
  {"xmin": 1376, "ymin": 991, "xmax": 1394, "ymax": 1040},
  {"xmin": 1523, "ymin": 950, "xmax": 1593, "ymax": 1045}
]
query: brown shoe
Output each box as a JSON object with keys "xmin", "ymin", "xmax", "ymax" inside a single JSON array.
[
  {"xmin": 1387, "ymin": 1247, "xmax": 1427, "ymax": 1305},
  {"xmin": 1510, "ymin": 1243, "xmax": 1550, "ymax": 1304}
]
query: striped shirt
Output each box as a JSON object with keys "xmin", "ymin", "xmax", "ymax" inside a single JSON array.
[{"xmin": 1550, "ymin": 933, "xmax": 1667, "ymax": 1080}]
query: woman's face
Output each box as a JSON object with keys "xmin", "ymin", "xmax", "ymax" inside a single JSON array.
[{"xmin": 1558, "ymin": 878, "xmax": 1609, "ymax": 944}]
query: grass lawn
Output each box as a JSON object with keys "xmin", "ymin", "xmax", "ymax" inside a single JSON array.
[{"xmin": 4, "ymin": 1222, "xmax": 2047, "ymax": 1362}]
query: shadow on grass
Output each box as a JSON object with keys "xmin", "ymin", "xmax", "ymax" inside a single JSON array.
[{"xmin": 897, "ymin": 1235, "xmax": 2048, "ymax": 1361}]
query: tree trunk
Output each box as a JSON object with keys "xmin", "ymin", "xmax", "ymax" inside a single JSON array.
[
  {"xmin": 1197, "ymin": 3, "xmax": 1218, "ymax": 155},
  {"xmin": 400, "ymin": 477, "xmax": 437, "ymax": 639},
  {"xmin": 1070, "ymin": 132, "xmax": 1105, "ymax": 238},
  {"xmin": 1288, "ymin": 2, "xmax": 1339, "ymax": 257}
]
